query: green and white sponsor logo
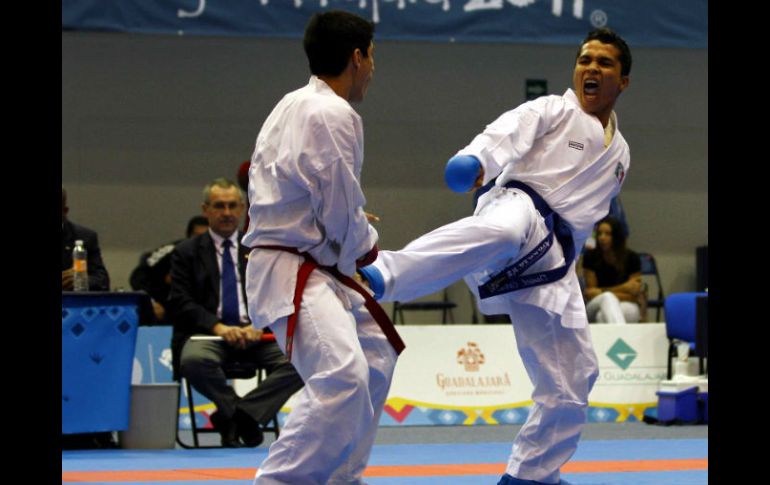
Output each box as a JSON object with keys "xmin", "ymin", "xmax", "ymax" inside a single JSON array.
[{"xmin": 607, "ymin": 338, "xmax": 637, "ymax": 370}]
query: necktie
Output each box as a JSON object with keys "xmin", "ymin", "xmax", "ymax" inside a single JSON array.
[{"xmin": 220, "ymin": 239, "xmax": 240, "ymax": 325}]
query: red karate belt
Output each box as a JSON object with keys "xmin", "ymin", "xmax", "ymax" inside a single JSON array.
[{"xmin": 254, "ymin": 245, "xmax": 405, "ymax": 361}]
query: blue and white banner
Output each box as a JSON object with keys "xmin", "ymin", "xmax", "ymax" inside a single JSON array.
[{"xmin": 62, "ymin": 0, "xmax": 706, "ymax": 48}]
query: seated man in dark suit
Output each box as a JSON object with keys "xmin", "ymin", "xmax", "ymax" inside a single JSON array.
[
  {"xmin": 130, "ymin": 215, "xmax": 209, "ymax": 323},
  {"xmin": 168, "ymin": 178, "xmax": 304, "ymax": 447},
  {"xmin": 62, "ymin": 187, "xmax": 110, "ymax": 291}
]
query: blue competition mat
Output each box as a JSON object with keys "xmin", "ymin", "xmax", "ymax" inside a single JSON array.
[{"xmin": 62, "ymin": 438, "xmax": 707, "ymax": 485}]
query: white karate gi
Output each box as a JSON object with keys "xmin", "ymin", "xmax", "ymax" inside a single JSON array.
[
  {"xmin": 242, "ymin": 76, "xmax": 398, "ymax": 485},
  {"xmin": 371, "ymin": 89, "xmax": 630, "ymax": 484}
]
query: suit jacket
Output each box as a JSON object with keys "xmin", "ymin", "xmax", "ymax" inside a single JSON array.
[
  {"xmin": 62, "ymin": 219, "xmax": 110, "ymax": 291},
  {"xmin": 168, "ymin": 231, "xmax": 250, "ymax": 378}
]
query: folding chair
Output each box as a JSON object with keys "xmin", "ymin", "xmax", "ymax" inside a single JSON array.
[
  {"xmin": 638, "ymin": 252, "xmax": 665, "ymax": 321},
  {"xmin": 392, "ymin": 288, "xmax": 457, "ymax": 324},
  {"xmin": 175, "ymin": 336, "xmax": 281, "ymax": 449}
]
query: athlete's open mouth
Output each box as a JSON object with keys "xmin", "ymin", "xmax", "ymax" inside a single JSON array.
[{"xmin": 584, "ymin": 79, "xmax": 599, "ymax": 95}]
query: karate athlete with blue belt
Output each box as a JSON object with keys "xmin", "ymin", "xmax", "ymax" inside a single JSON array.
[{"xmin": 358, "ymin": 28, "xmax": 632, "ymax": 485}]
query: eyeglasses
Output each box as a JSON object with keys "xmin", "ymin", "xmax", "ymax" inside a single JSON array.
[{"xmin": 206, "ymin": 201, "xmax": 242, "ymax": 211}]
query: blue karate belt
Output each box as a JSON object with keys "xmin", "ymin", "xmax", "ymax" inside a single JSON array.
[{"xmin": 476, "ymin": 180, "xmax": 576, "ymax": 299}]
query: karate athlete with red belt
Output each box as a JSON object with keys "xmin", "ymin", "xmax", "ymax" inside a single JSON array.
[
  {"xmin": 358, "ymin": 29, "xmax": 633, "ymax": 485},
  {"xmin": 241, "ymin": 10, "xmax": 404, "ymax": 485}
]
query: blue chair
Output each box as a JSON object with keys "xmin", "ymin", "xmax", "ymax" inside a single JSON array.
[{"xmin": 664, "ymin": 292, "xmax": 708, "ymax": 379}]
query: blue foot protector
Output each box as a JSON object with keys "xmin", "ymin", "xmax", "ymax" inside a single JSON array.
[
  {"xmin": 497, "ymin": 474, "xmax": 573, "ymax": 485},
  {"xmin": 444, "ymin": 154, "xmax": 481, "ymax": 193},
  {"xmin": 357, "ymin": 265, "xmax": 385, "ymax": 300}
]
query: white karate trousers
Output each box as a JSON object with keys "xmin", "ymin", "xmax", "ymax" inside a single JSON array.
[
  {"xmin": 254, "ymin": 269, "xmax": 398, "ymax": 485},
  {"xmin": 504, "ymin": 299, "xmax": 598, "ymax": 484},
  {"xmin": 372, "ymin": 187, "xmax": 599, "ymax": 484},
  {"xmin": 585, "ymin": 291, "xmax": 641, "ymax": 323}
]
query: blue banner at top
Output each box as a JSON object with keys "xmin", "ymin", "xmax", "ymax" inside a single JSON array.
[{"xmin": 62, "ymin": 0, "xmax": 707, "ymax": 49}]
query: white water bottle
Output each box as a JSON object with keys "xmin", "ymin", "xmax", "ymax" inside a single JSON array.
[{"xmin": 72, "ymin": 240, "xmax": 89, "ymax": 291}]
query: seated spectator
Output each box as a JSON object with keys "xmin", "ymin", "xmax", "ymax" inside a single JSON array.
[
  {"xmin": 582, "ymin": 216, "xmax": 645, "ymax": 323},
  {"xmin": 168, "ymin": 178, "xmax": 304, "ymax": 447},
  {"xmin": 129, "ymin": 215, "xmax": 209, "ymax": 323},
  {"xmin": 582, "ymin": 196, "xmax": 628, "ymax": 253},
  {"xmin": 61, "ymin": 187, "xmax": 110, "ymax": 291}
]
